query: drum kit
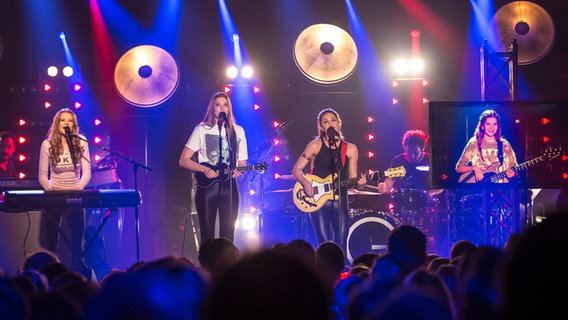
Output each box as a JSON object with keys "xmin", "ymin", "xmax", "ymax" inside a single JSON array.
[{"xmin": 346, "ymin": 187, "xmax": 449, "ymax": 262}]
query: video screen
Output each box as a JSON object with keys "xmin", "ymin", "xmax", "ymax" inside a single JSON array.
[{"xmin": 428, "ymin": 101, "xmax": 568, "ymax": 189}]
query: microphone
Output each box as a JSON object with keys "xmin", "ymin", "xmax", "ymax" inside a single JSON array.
[
  {"xmin": 326, "ymin": 127, "xmax": 339, "ymax": 140},
  {"xmin": 64, "ymin": 126, "xmax": 73, "ymax": 140},
  {"xmin": 219, "ymin": 112, "xmax": 229, "ymax": 124}
]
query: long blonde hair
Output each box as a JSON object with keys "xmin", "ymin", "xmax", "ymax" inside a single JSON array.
[
  {"xmin": 46, "ymin": 108, "xmax": 83, "ymax": 167},
  {"xmin": 201, "ymin": 92, "xmax": 238, "ymax": 155}
]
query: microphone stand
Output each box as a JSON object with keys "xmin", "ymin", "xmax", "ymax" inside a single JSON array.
[
  {"xmin": 328, "ymin": 134, "xmax": 342, "ymax": 238},
  {"xmin": 225, "ymin": 122, "xmax": 236, "ymax": 234},
  {"xmin": 72, "ymin": 134, "xmax": 152, "ymax": 262}
]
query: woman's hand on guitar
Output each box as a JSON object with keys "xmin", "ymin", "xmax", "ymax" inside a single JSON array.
[
  {"xmin": 505, "ymin": 168, "xmax": 517, "ymax": 179},
  {"xmin": 203, "ymin": 166, "xmax": 218, "ymax": 179},
  {"xmin": 357, "ymin": 173, "xmax": 367, "ymax": 189},
  {"xmin": 302, "ymin": 182, "xmax": 315, "ymax": 197},
  {"xmin": 473, "ymin": 167, "xmax": 484, "ymax": 182},
  {"xmin": 231, "ymin": 169, "xmax": 242, "ymax": 179}
]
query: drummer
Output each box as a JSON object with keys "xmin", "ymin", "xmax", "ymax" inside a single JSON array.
[{"xmin": 377, "ymin": 129, "xmax": 430, "ymax": 194}]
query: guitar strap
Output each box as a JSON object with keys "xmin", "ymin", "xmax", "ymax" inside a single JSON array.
[{"xmin": 497, "ymin": 139, "xmax": 503, "ymax": 165}]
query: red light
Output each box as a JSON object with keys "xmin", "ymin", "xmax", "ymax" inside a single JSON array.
[
  {"xmin": 94, "ymin": 119, "xmax": 102, "ymax": 126},
  {"xmin": 392, "ymin": 80, "xmax": 399, "ymax": 87},
  {"xmin": 273, "ymin": 139, "xmax": 281, "ymax": 146},
  {"xmin": 542, "ymin": 136, "xmax": 550, "ymax": 143},
  {"xmin": 74, "ymin": 102, "xmax": 82, "ymax": 109},
  {"xmin": 274, "ymin": 173, "xmax": 281, "ymax": 180},
  {"xmin": 43, "ymin": 83, "xmax": 52, "ymax": 92},
  {"xmin": 249, "ymin": 190, "xmax": 256, "ymax": 196},
  {"xmin": 422, "ymin": 97, "xmax": 429, "ymax": 104},
  {"xmin": 272, "ymin": 121, "xmax": 281, "ymax": 128},
  {"xmin": 388, "ymin": 202, "xmax": 395, "ymax": 210},
  {"xmin": 18, "ymin": 172, "xmax": 26, "ymax": 179},
  {"xmin": 541, "ymin": 118, "xmax": 551, "ymax": 125},
  {"xmin": 94, "ymin": 154, "xmax": 103, "ymax": 162},
  {"xmin": 18, "ymin": 119, "xmax": 27, "ymax": 126},
  {"xmin": 367, "ymin": 116, "xmax": 374, "ymax": 123},
  {"xmin": 18, "ymin": 154, "xmax": 27, "ymax": 162},
  {"xmin": 253, "ymin": 86, "xmax": 261, "ymax": 94},
  {"xmin": 73, "ymin": 83, "xmax": 82, "ymax": 92},
  {"xmin": 368, "ymin": 134, "xmax": 375, "ymax": 141},
  {"xmin": 253, "ymin": 103, "xmax": 261, "ymax": 110},
  {"xmin": 563, "ymin": 173, "xmax": 568, "ymax": 180},
  {"xmin": 367, "ymin": 151, "xmax": 375, "ymax": 158},
  {"xmin": 18, "ymin": 137, "xmax": 26, "ymax": 144},
  {"xmin": 93, "ymin": 136, "xmax": 102, "ymax": 144},
  {"xmin": 392, "ymin": 98, "xmax": 399, "ymax": 105},
  {"xmin": 223, "ymin": 86, "xmax": 231, "ymax": 94},
  {"xmin": 44, "ymin": 102, "xmax": 52, "ymax": 109},
  {"xmin": 562, "ymin": 155, "xmax": 568, "ymax": 161},
  {"xmin": 274, "ymin": 155, "xmax": 281, "ymax": 162},
  {"xmin": 422, "ymin": 79, "xmax": 430, "ymax": 87}
]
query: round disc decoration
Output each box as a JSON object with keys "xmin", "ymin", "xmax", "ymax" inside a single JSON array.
[
  {"xmin": 114, "ymin": 45, "xmax": 180, "ymax": 108},
  {"xmin": 490, "ymin": 1, "xmax": 555, "ymax": 65},
  {"xmin": 293, "ymin": 24, "xmax": 358, "ymax": 84}
]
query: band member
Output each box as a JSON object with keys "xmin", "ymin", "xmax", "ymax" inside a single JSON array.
[
  {"xmin": 38, "ymin": 108, "xmax": 91, "ymax": 271},
  {"xmin": 179, "ymin": 92, "xmax": 248, "ymax": 245},
  {"xmin": 0, "ymin": 131, "xmax": 17, "ymax": 178},
  {"xmin": 292, "ymin": 108, "xmax": 366, "ymax": 255},
  {"xmin": 455, "ymin": 109, "xmax": 518, "ymax": 183},
  {"xmin": 377, "ymin": 129, "xmax": 430, "ymax": 193}
]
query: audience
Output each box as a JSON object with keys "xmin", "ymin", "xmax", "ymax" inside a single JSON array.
[{"xmin": 0, "ymin": 210, "xmax": 563, "ymax": 320}]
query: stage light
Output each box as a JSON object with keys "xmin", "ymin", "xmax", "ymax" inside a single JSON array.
[
  {"xmin": 94, "ymin": 154, "xmax": 103, "ymax": 162},
  {"xmin": 47, "ymin": 66, "xmax": 58, "ymax": 77},
  {"xmin": 62, "ymin": 66, "xmax": 73, "ymax": 77},
  {"xmin": 274, "ymin": 173, "xmax": 281, "ymax": 180},
  {"xmin": 73, "ymin": 102, "xmax": 82, "ymax": 109},
  {"xmin": 541, "ymin": 118, "xmax": 551, "ymax": 125},
  {"xmin": 226, "ymin": 66, "xmax": 238, "ymax": 79},
  {"xmin": 18, "ymin": 119, "xmax": 26, "ymax": 126},
  {"xmin": 18, "ymin": 137, "xmax": 26, "ymax": 144},
  {"xmin": 542, "ymin": 136, "xmax": 550, "ymax": 143},
  {"xmin": 392, "ymin": 80, "xmax": 399, "ymax": 87},
  {"xmin": 392, "ymin": 98, "xmax": 399, "ymax": 105},
  {"xmin": 72, "ymin": 83, "xmax": 82, "ymax": 92},
  {"xmin": 392, "ymin": 58, "xmax": 408, "ymax": 76},
  {"xmin": 249, "ymin": 189, "xmax": 256, "ymax": 196},
  {"xmin": 43, "ymin": 83, "xmax": 52, "ymax": 92},
  {"xmin": 422, "ymin": 79, "xmax": 430, "ymax": 87},
  {"xmin": 252, "ymin": 86, "xmax": 261, "ymax": 94},
  {"xmin": 18, "ymin": 154, "xmax": 26, "ymax": 162},
  {"xmin": 253, "ymin": 103, "xmax": 261, "ymax": 110},
  {"xmin": 272, "ymin": 121, "xmax": 281, "ymax": 128},
  {"xmin": 59, "ymin": 32, "xmax": 66, "ymax": 40},
  {"xmin": 409, "ymin": 58, "xmax": 425, "ymax": 74},
  {"xmin": 273, "ymin": 138, "xmax": 281, "ymax": 146},
  {"xmin": 422, "ymin": 97, "xmax": 429, "ymax": 104},
  {"xmin": 93, "ymin": 136, "xmax": 102, "ymax": 144},
  {"xmin": 94, "ymin": 119, "xmax": 102, "ymax": 126},
  {"xmin": 367, "ymin": 116, "xmax": 374, "ymax": 123},
  {"xmin": 44, "ymin": 102, "xmax": 52, "ymax": 109},
  {"xmin": 241, "ymin": 65, "xmax": 253, "ymax": 79},
  {"xmin": 223, "ymin": 86, "xmax": 231, "ymax": 94},
  {"xmin": 368, "ymin": 134, "xmax": 375, "ymax": 141},
  {"xmin": 273, "ymin": 155, "xmax": 281, "ymax": 162},
  {"xmin": 18, "ymin": 172, "xmax": 26, "ymax": 179},
  {"xmin": 367, "ymin": 151, "xmax": 375, "ymax": 158}
]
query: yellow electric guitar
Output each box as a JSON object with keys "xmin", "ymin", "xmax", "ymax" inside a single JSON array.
[{"xmin": 293, "ymin": 166, "xmax": 406, "ymax": 213}]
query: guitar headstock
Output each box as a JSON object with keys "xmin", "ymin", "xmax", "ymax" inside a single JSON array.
[
  {"xmin": 543, "ymin": 146, "xmax": 562, "ymax": 160},
  {"xmin": 385, "ymin": 166, "xmax": 406, "ymax": 178},
  {"xmin": 254, "ymin": 162, "xmax": 268, "ymax": 172}
]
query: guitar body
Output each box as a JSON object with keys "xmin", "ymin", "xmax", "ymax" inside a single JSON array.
[
  {"xmin": 293, "ymin": 173, "xmax": 340, "ymax": 213},
  {"xmin": 195, "ymin": 162, "xmax": 268, "ymax": 188},
  {"xmin": 293, "ymin": 166, "xmax": 406, "ymax": 213},
  {"xmin": 458, "ymin": 162, "xmax": 503, "ymax": 183}
]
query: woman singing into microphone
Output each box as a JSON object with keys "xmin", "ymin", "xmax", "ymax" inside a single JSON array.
[
  {"xmin": 38, "ymin": 108, "xmax": 91, "ymax": 272},
  {"xmin": 291, "ymin": 108, "xmax": 366, "ymax": 257}
]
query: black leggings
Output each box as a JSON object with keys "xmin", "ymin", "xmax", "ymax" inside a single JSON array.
[
  {"xmin": 195, "ymin": 180, "xmax": 239, "ymax": 245},
  {"xmin": 40, "ymin": 208, "xmax": 86, "ymax": 263},
  {"xmin": 310, "ymin": 197, "xmax": 349, "ymax": 251}
]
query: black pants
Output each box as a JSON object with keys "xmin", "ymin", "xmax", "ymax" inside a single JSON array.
[
  {"xmin": 40, "ymin": 208, "xmax": 86, "ymax": 267},
  {"xmin": 195, "ymin": 179, "xmax": 239, "ymax": 245},
  {"xmin": 310, "ymin": 197, "xmax": 349, "ymax": 251}
]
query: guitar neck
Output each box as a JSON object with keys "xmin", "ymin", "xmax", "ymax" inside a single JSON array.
[
  {"xmin": 237, "ymin": 165, "xmax": 255, "ymax": 172},
  {"xmin": 490, "ymin": 156, "xmax": 544, "ymax": 182}
]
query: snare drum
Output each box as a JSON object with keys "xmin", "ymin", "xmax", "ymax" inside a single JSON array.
[{"xmin": 346, "ymin": 212, "xmax": 401, "ymax": 263}]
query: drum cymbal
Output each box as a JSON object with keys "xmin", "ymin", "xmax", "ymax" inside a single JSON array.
[
  {"xmin": 490, "ymin": 1, "xmax": 555, "ymax": 65},
  {"xmin": 293, "ymin": 24, "xmax": 358, "ymax": 84},
  {"xmin": 114, "ymin": 45, "xmax": 180, "ymax": 107}
]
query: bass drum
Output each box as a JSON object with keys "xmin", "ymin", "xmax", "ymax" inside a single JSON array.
[{"xmin": 346, "ymin": 212, "xmax": 401, "ymax": 264}]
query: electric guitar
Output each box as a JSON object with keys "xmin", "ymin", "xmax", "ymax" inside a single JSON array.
[
  {"xmin": 293, "ymin": 166, "xmax": 406, "ymax": 213},
  {"xmin": 195, "ymin": 162, "xmax": 268, "ymax": 188},
  {"xmin": 458, "ymin": 147, "xmax": 561, "ymax": 183}
]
